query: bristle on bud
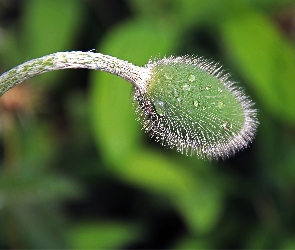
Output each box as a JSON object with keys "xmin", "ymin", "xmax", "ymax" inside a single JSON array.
[{"xmin": 133, "ymin": 56, "xmax": 258, "ymax": 159}]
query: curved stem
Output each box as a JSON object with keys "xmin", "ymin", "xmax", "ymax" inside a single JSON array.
[{"xmin": 0, "ymin": 51, "xmax": 150, "ymax": 96}]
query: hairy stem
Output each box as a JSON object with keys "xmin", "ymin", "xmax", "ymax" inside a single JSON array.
[{"xmin": 0, "ymin": 51, "xmax": 150, "ymax": 96}]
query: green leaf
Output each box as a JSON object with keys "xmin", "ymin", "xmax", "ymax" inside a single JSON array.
[
  {"xmin": 174, "ymin": 236, "xmax": 213, "ymax": 249},
  {"xmin": 10, "ymin": 203, "xmax": 68, "ymax": 249},
  {"xmin": 0, "ymin": 173, "xmax": 81, "ymax": 205},
  {"xmin": 22, "ymin": 0, "xmax": 84, "ymax": 57},
  {"xmin": 118, "ymin": 149, "xmax": 223, "ymax": 234},
  {"xmin": 67, "ymin": 222, "xmax": 140, "ymax": 249},
  {"xmin": 20, "ymin": 0, "xmax": 84, "ymax": 86},
  {"xmin": 222, "ymin": 9, "xmax": 295, "ymax": 124},
  {"xmin": 121, "ymin": 149, "xmax": 196, "ymax": 196}
]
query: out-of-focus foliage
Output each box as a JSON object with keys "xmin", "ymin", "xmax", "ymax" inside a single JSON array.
[{"xmin": 0, "ymin": 0, "xmax": 295, "ymax": 249}]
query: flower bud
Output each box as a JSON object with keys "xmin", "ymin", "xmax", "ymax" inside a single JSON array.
[{"xmin": 134, "ymin": 56, "xmax": 258, "ymax": 159}]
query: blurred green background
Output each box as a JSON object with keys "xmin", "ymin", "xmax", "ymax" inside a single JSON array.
[{"xmin": 0, "ymin": 0, "xmax": 295, "ymax": 248}]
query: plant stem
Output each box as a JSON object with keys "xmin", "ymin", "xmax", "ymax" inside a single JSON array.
[{"xmin": 0, "ymin": 51, "xmax": 150, "ymax": 96}]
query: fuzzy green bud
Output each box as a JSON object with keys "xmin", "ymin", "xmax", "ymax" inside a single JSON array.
[{"xmin": 134, "ymin": 56, "xmax": 258, "ymax": 159}]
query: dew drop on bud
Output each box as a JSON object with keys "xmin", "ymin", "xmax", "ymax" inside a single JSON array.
[
  {"xmin": 154, "ymin": 100, "xmax": 166, "ymax": 116},
  {"xmin": 188, "ymin": 74, "xmax": 195, "ymax": 82},
  {"xmin": 222, "ymin": 121, "xmax": 232, "ymax": 131},
  {"xmin": 193, "ymin": 100, "xmax": 199, "ymax": 108},
  {"xmin": 183, "ymin": 84, "xmax": 191, "ymax": 91},
  {"xmin": 218, "ymin": 101, "xmax": 224, "ymax": 109}
]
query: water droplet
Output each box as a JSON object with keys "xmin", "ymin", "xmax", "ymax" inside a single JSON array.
[
  {"xmin": 154, "ymin": 100, "xmax": 166, "ymax": 116},
  {"xmin": 188, "ymin": 74, "xmax": 195, "ymax": 82},
  {"xmin": 222, "ymin": 121, "xmax": 232, "ymax": 131},
  {"xmin": 193, "ymin": 100, "xmax": 199, "ymax": 107},
  {"xmin": 157, "ymin": 100, "xmax": 164, "ymax": 106},
  {"xmin": 183, "ymin": 84, "xmax": 191, "ymax": 91},
  {"xmin": 217, "ymin": 101, "xmax": 224, "ymax": 109}
]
